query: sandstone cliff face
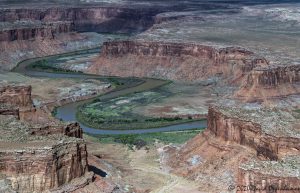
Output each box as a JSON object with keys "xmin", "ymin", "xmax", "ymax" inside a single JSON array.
[
  {"xmin": 30, "ymin": 122, "xmax": 83, "ymax": 138},
  {"xmin": 0, "ymin": 83, "xmax": 88, "ymax": 192},
  {"xmin": 236, "ymin": 65, "xmax": 300, "ymax": 101},
  {"xmin": 0, "ymin": 140, "xmax": 88, "ymax": 192},
  {"xmin": 0, "ymin": 85, "xmax": 32, "ymax": 108},
  {"xmin": 89, "ymin": 40, "xmax": 267, "ymax": 82},
  {"xmin": 252, "ymin": 66, "xmax": 300, "ymax": 87},
  {"xmin": 208, "ymin": 106, "xmax": 300, "ymax": 160},
  {"xmin": 163, "ymin": 105, "xmax": 300, "ymax": 192},
  {"xmin": 0, "ymin": 7, "xmax": 158, "ymax": 34},
  {"xmin": 237, "ymin": 156, "xmax": 300, "ymax": 193},
  {"xmin": 0, "ymin": 84, "xmax": 83, "ymax": 139},
  {"xmin": 0, "ymin": 22, "xmax": 74, "ymax": 41}
]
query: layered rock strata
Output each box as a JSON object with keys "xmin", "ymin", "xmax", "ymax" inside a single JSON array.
[
  {"xmin": 236, "ymin": 64, "xmax": 300, "ymax": 101},
  {"xmin": 0, "ymin": 32, "xmax": 103, "ymax": 71},
  {"xmin": 30, "ymin": 122, "xmax": 83, "ymax": 138},
  {"xmin": 91, "ymin": 39, "xmax": 299, "ymax": 100},
  {"xmin": 208, "ymin": 105, "xmax": 300, "ymax": 160},
  {"xmin": 0, "ymin": 85, "xmax": 32, "ymax": 108},
  {"xmin": 0, "ymin": 84, "xmax": 83, "ymax": 138},
  {"xmin": 0, "ymin": 116, "xmax": 88, "ymax": 193},
  {"xmin": 0, "ymin": 83, "xmax": 90, "ymax": 192},
  {"xmin": 238, "ymin": 156, "xmax": 300, "ymax": 193},
  {"xmin": 163, "ymin": 105, "xmax": 300, "ymax": 192},
  {"xmin": 89, "ymin": 40, "xmax": 268, "ymax": 82},
  {"xmin": 0, "ymin": 21, "xmax": 74, "ymax": 41},
  {"xmin": 0, "ymin": 6, "xmax": 159, "ymax": 35}
]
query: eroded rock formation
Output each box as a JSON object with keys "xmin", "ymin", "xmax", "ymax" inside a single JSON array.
[
  {"xmin": 238, "ymin": 156, "xmax": 300, "ymax": 193},
  {"xmin": 0, "ymin": 116, "xmax": 89, "ymax": 193},
  {"xmin": 0, "ymin": 84, "xmax": 90, "ymax": 192},
  {"xmin": 236, "ymin": 64, "xmax": 300, "ymax": 101},
  {"xmin": 208, "ymin": 105, "xmax": 300, "ymax": 160},
  {"xmin": 163, "ymin": 105, "xmax": 300, "ymax": 192},
  {"xmin": 30, "ymin": 122, "xmax": 83, "ymax": 138},
  {"xmin": 89, "ymin": 40, "xmax": 268, "ymax": 82},
  {"xmin": 0, "ymin": 21, "xmax": 74, "ymax": 41},
  {"xmin": 0, "ymin": 85, "xmax": 32, "ymax": 107},
  {"xmin": 0, "ymin": 84, "xmax": 83, "ymax": 138},
  {"xmin": 0, "ymin": 6, "xmax": 159, "ymax": 35}
]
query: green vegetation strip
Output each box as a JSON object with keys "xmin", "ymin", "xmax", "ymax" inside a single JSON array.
[
  {"xmin": 90, "ymin": 129, "xmax": 204, "ymax": 149},
  {"xmin": 29, "ymin": 59, "xmax": 84, "ymax": 74},
  {"xmin": 76, "ymin": 86, "xmax": 203, "ymax": 130}
]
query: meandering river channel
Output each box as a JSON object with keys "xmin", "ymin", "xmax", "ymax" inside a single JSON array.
[{"xmin": 13, "ymin": 48, "xmax": 207, "ymax": 134}]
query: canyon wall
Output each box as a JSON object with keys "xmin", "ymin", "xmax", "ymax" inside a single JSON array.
[
  {"xmin": 0, "ymin": 85, "xmax": 32, "ymax": 107},
  {"xmin": 0, "ymin": 6, "xmax": 159, "ymax": 35},
  {"xmin": 89, "ymin": 40, "xmax": 268, "ymax": 82},
  {"xmin": 0, "ymin": 140, "xmax": 88, "ymax": 192},
  {"xmin": 0, "ymin": 22, "xmax": 74, "ymax": 41},
  {"xmin": 207, "ymin": 106, "xmax": 300, "ymax": 160},
  {"xmin": 250, "ymin": 66, "xmax": 300, "ymax": 87},
  {"xmin": 236, "ymin": 65, "xmax": 300, "ymax": 101},
  {"xmin": 30, "ymin": 122, "xmax": 83, "ymax": 138},
  {"xmin": 0, "ymin": 84, "xmax": 83, "ymax": 138},
  {"xmin": 0, "ymin": 83, "xmax": 89, "ymax": 192},
  {"xmin": 238, "ymin": 165, "xmax": 300, "ymax": 193},
  {"xmin": 163, "ymin": 105, "xmax": 300, "ymax": 192}
]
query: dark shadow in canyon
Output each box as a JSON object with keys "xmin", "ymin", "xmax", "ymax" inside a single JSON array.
[{"xmin": 88, "ymin": 165, "xmax": 108, "ymax": 178}]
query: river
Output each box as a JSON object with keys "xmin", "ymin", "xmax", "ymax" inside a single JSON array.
[{"xmin": 13, "ymin": 48, "xmax": 207, "ymax": 134}]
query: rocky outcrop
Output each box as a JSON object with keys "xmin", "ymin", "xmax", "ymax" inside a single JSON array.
[
  {"xmin": 0, "ymin": 140, "xmax": 88, "ymax": 192},
  {"xmin": 0, "ymin": 85, "xmax": 32, "ymax": 108},
  {"xmin": 238, "ymin": 156, "xmax": 300, "ymax": 193},
  {"xmin": 236, "ymin": 64, "xmax": 300, "ymax": 101},
  {"xmin": 0, "ymin": 6, "xmax": 159, "ymax": 34},
  {"xmin": 0, "ymin": 84, "xmax": 37, "ymax": 120},
  {"xmin": 89, "ymin": 40, "xmax": 268, "ymax": 82},
  {"xmin": 0, "ymin": 84, "xmax": 83, "ymax": 138},
  {"xmin": 0, "ymin": 21, "xmax": 74, "ymax": 41},
  {"xmin": 0, "ymin": 83, "xmax": 89, "ymax": 192},
  {"xmin": 208, "ymin": 105, "xmax": 300, "ymax": 160},
  {"xmin": 250, "ymin": 65, "xmax": 300, "ymax": 87},
  {"xmin": 163, "ymin": 105, "xmax": 300, "ymax": 192},
  {"xmin": 30, "ymin": 122, "xmax": 83, "ymax": 138}
]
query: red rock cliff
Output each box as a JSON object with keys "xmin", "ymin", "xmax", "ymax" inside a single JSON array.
[
  {"xmin": 236, "ymin": 64, "xmax": 300, "ymax": 101},
  {"xmin": 0, "ymin": 140, "xmax": 88, "ymax": 192},
  {"xmin": 30, "ymin": 122, "xmax": 83, "ymax": 138},
  {"xmin": 237, "ymin": 156, "xmax": 300, "ymax": 193},
  {"xmin": 0, "ymin": 21, "xmax": 74, "ymax": 41},
  {"xmin": 0, "ymin": 6, "xmax": 158, "ymax": 34},
  {"xmin": 163, "ymin": 105, "xmax": 300, "ymax": 192},
  {"xmin": 0, "ymin": 84, "xmax": 83, "ymax": 139},
  {"xmin": 89, "ymin": 40, "xmax": 268, "ymax": 82},
  {"xmin": 207, "ymin": 106, "xmax": 300, "ymax": 160},
  {"xmin": 0, "ymin": 85, "xmax": 32, "ymax": 107}
]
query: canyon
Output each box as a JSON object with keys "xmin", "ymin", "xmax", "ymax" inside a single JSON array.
[
  {"xmin": 89, "ymin": 39, "xmax": 300, "ymax": 102},
  {"xmin": 0, "ymin": 0, "xmax": 299, "ymax": 192}
]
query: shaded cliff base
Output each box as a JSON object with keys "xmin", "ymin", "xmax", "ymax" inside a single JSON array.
[{"xmin": 161, "ymin": 104, "xmax": 300, "ymax": 192}]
